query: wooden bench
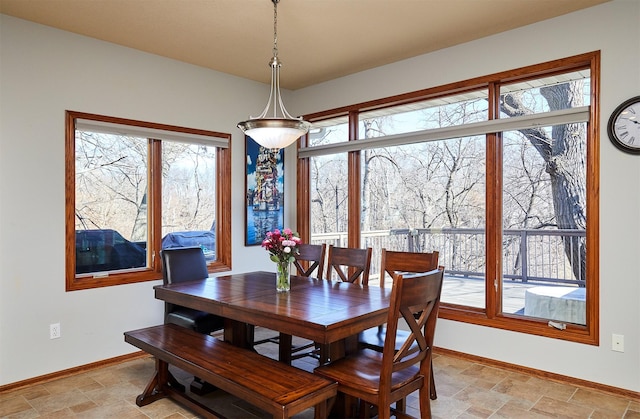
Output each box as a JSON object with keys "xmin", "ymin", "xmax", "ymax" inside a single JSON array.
[{"xmin": 124, "ymin": 324, "xmax": 337, "ymax": 419}]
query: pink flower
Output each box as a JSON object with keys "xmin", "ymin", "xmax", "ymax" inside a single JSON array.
[{"xmin": 262, "ymin": 228, "xmax": 303, "ymax": 263}]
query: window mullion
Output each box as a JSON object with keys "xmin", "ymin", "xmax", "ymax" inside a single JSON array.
[
  {"xmin": 149, "ymin": 139, "xmax": 163, "ymax": 273},
  {"xmin": 485, "ymin": 82, "xmax": 501, "ymax": 318},
  {"xmin": 485, "ymin": 132, "xmax": 502, "ymax": 318},
  {"xmin": 348, "ymin": 111, "xmax": 360, "ymax": 249}
]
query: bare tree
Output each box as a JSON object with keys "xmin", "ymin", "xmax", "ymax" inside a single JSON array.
[
  {"xmin": 75, "ymin": 133, "xmax": 216, "ymax": 243},
  {"xmin": 75, "ymin": 133, "xmax": 147, "ymax": 238},
  {"xmin": 501, "ymin": 82, "xmax": 587, "ymax": 283}
]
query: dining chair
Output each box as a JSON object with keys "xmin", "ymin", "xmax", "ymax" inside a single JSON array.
[
  {"xmin": 293, "ymin": 243, "xmax": 326, "ymax": 279},
  {"xmin": 161, "ymin": 246, "xmax": 224, "ymax": 394},
  {"xmin": 314, "ymin": 267, "xmax": 445, "ymax": 419},
  {"xmin": 295, "ymin": 245, "xmax": 373, "ymax": 365},
  {"xmin": 253, "ymin": 243, "xmax": 327, "ymax": 363},
  {"xmin": 358, "ymin": 249, "xmax": 440, "ymax": 399},
  {"xmin": 325, "ymin": 245, "xmax": 373, "ymax": 285}
]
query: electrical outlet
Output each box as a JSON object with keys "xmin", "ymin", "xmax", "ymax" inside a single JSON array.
[
  {"xmin": 50, "ymin": 323, "xmax": 61, "ymax": 339},
  {"xmin": 612, "ymin": 334, "xmax": 624, "ymax": 352}
]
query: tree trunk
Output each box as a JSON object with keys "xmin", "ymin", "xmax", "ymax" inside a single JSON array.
[
  {"xmin": 131, "ymin": 190, "xmax": 147, "ymax": 242},
  {"xmin": 500, "ymin": 82, "xmax": 587, "ymax": 284}
]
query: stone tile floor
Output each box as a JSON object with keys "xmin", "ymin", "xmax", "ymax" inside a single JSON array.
[{"xmin": 1, "ymin": 328, "xmax": 638, "ymax": 418}]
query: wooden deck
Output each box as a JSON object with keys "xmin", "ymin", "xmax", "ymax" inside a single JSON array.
[
  {"xmin": 370, "ymin": 274, "xmax": 537, "ymax": 314},
  {"xmin": 442, "ymin": 274, "xmax": 537, "ymax": 314}
]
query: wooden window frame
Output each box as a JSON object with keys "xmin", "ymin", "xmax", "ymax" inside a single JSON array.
[
  {"xmin": 297, "ymin": 51, "xmax": 600, "ymax": 345},
  {"xmin": 65, "ymin": 111, "xmax": 232, "ymax": 291}
]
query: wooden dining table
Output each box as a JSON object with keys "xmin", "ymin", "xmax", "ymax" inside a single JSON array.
[{"xmin": 154, "ymin": 270, "xmax": 392, "ymax": 364}]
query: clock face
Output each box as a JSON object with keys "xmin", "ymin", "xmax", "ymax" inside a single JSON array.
[{"xmin": 608, "ymin": 96, "xmax": 640, "ymax": 154}]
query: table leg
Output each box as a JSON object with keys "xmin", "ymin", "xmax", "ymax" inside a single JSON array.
[
  {"xmin": 279, "ymin": 333, "xmax": 293, "ymax": 365},
  {"xmin": 223, "ymin": 318, "xmax": 256, "ymax": 350}
]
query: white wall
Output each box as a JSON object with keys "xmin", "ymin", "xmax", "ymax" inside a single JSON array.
[
  {"xmin": 1, "ymin": 0, "xmax": 638, "ymax": 393},
  {"xmin": 0, "ymin": 14, "xmax": 282, "ymax": 385},
  {"xmin": 290, "ymin": 0, "xmax": 640, "ymax": 393}
]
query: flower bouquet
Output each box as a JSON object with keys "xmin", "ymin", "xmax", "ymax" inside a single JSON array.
[{"xmin": 261, "ymin": 228, "xmax": 302, "ymax": 292}]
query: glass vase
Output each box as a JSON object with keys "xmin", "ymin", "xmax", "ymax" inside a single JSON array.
[{"xmin": 276, "ymin": 260, "xmax": 291, "ymax": 292}]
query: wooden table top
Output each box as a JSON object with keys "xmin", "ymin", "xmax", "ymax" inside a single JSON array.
[{"xmin": 154, "ymin": 271, "xmax": 392, "ymax": 344}]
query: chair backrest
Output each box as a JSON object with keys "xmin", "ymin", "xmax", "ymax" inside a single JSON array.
[
  {"xmin": 380, "ymin": 249, "xmax": 439, "ymax": 288},
  {"xmin": 293, "ymin": 243, "xmax": 326, "ymax": 279},
  {"xmin": 380, "ymin": 267, "xmax": 445, "ymax": 392},
  {"xmin": 325, "ymin": 245, "xmax": 372, "ymax": 285},
  {"xmin": 161, "ymin": 246, "xmax": 209, "ymax": 285}
]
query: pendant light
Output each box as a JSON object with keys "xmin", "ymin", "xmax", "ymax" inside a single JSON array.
[{"xmin": 237, "ymin": 0, "xmax": 310, "ymax": 150}]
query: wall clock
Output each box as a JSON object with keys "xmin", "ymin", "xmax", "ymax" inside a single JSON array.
[{"xmin": 607, "ymin": 96, "xmax": 640, "ymax": 154}]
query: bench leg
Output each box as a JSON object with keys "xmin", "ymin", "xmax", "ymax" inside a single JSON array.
[
  {"xmin": 135, "ymin": 359, "xmax": 226, "ymax": 417},
  {"xmin": 136, "ymin": 358, "xmax": 170, "ymax": 407}
]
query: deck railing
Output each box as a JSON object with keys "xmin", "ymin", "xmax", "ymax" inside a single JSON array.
[{"xmin": 311, "ymin": 228, "xmax": 586, "ymax": 287}]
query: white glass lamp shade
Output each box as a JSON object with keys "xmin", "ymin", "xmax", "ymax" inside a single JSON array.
[{"xmin": 238, "ymin": 118, "xmax": 310, "ymax": 149}]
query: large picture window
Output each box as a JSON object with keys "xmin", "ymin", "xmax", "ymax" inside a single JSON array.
[
  {"xmin": 297, "ymin": 52, "xmax": 599, "ymax": 344},
  {"xmin": 65, "ymin": 112, "xmax": 231, "ymax": 291}
]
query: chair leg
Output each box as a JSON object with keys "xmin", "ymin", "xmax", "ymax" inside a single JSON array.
[
  {"xmin": 343, "ymin": 395, "xmax": 358, "ymax": 419},
  {"xmin": 358, "ymin": 399, "xmax": 367, "ymax": 419},
  {"xmin": 419, "ymin": 383, "xmax": 432, "ymax": 419},
  {"xmin": 377, "ymin": 401, "xmax": 391, "ymax": 419},
  {"xmin": 319, "ymin": 343, "xmax": 330, "ymax": 365},
  {"xmin": 313, "ymin": 399, "xmax": 328, "ymax": 419},
  {"xmin": 430, "ymin": 360, "xmax": 437, "ymax": 400},
  {"xmin": 396, "ymin": 398, "xmax": 405, "ymax": 413}
]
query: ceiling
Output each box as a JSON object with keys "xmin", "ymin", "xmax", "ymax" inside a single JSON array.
[{"xmin": 0, "ymin": 0, "xmax": 610, "ymax": 90}]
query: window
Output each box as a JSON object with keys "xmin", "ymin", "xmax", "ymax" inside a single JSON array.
[
  {"xmin": 66, "ymin": 111, "xmax": 231, "ymax": 291},
  {"xmin": 307, "ymin": 116, "xmax": 350, "ymax": 246},
  {"xmin": 297, "ymin": 52, "xmax": 599, "ymax": 344}
]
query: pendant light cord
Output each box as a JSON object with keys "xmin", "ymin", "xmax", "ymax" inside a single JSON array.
[{"xmin": 272, "ymin": 0, "xmax": 279, "ymax": 60}]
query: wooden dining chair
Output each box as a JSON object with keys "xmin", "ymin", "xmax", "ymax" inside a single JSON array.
[
  {"xmin": 314, "ymin": 267, "xmax": 445, "ymax": 419},
  {"xmin": 293, "ymin": 243, "xmax": 326, "ymax": 279},
  {"xmin": 292, "ymin": 245, "xmax": 373, "ymax": 365},
  {"xmin": 253, "ymin": 243, "xmax": 327, "ymax": 363},
  {"xmin": 358, "ymin": 249, "xmax": 440, "ymax": 400},
  {"xmin": 325, "ymin": 245, "xmax": 372, "ymax": 285},
  {"xmin": 161, "ymin": 246, "xmax": 224, "ymax": 394}
]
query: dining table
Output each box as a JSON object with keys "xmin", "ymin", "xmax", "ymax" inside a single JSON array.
[{"xmin": 153, "ymin": 270, "xmax": 392, "ymax": 364}]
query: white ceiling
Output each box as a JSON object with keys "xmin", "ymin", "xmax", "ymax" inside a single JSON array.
[{"xmin": 0, "ymin": 0, "xmax": 610, "ymax": 90}]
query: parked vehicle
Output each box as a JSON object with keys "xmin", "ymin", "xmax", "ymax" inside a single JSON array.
[
  {"xmin": 76, "ymin": 229, "xmax": 217, "ymax": 274},
  {"xmin": 75, "ymin": 229, "xmax": 146, "ymax": 274},
  {"xmin": 162, "ymin": 230, "xmax": 216, "ymax": 261}
]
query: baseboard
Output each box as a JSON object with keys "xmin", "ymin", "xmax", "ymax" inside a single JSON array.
[
  {"xmin": 434, "ymin": 347, "xmax": 640, "ymax": 401},
  {"xmin": 0, "ymin": 351, "xmax": 149, "ymax": 394},
  {"xmin": 2, "ymin": 347, "xmax": 637, "ymax": 402}
]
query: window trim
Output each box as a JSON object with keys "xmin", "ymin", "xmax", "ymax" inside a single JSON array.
[
  {"xmin": 297, "ymin": 51, "xmax": 600, "ymax": 345},
  {"xmin": 65, "ymin": 111, "xmax": 232, "ymax": 291}
]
